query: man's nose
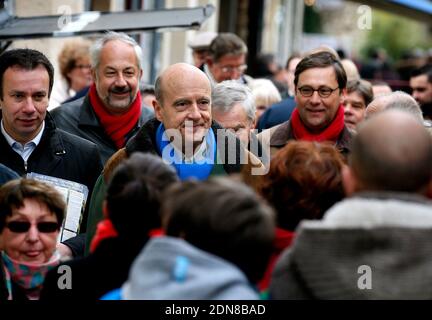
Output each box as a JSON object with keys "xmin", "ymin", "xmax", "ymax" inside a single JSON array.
[
  {"xmin": 344, "ymin": 103, "xmax": 353, "ymax": 115},
  {"xmin": 187, "ymin": 103, "xmax": 202, "ymax": 120},
  {"xmin": 310, "ymin": 91, "xmax": 321, "ymax": 104},
  {"xmin": 22, "ymin": 97, "xmax": 37, "ymax": 113},
  {"xmin": 229, "ymin": 69, "xmax": 242, "ymax": 80},
  {"xmin": 114, "ymin": 74, "xmax": 127, "ymax": 87}
]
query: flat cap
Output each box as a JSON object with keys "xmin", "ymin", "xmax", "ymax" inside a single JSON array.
[{"xmin": 188, "ymin": 31, "xmax": 218, "ymax": 50}]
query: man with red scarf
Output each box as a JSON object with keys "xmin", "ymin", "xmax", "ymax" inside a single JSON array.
[
  {"xmin": 259, "ymin": 51, "xmax": 352, "ymax": 159},
  {"xmin": 51, "ymin": 31, "xmax": 153, "ymax": 165}
]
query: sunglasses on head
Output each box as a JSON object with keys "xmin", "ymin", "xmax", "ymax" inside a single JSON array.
[{"xmin": 6, "ymin": 221, "xmax": 59, "ymax": 233}]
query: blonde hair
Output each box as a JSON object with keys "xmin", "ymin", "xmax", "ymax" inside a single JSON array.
[
  {"xmin": 250, "ymin": 78, "xmax": 282, "ymax": 108},
  {"xmin": 58, "ymin": 38, "xmax": 92, "ymax": 85}
]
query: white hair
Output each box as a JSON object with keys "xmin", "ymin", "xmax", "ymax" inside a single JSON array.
[
  {"xmin": 212, "ymin": 80, "xmax": 256, "ymax": 123},
  {"xmin": 90, "ymin": 31, "xmax": 143, "ymax": 70}
]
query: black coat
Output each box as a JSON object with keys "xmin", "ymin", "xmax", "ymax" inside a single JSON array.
[
  {"xmin": 40, "ymin": 237, "xmax": 143, "ymax": 300},
  {"xmin": 0, "ymin": 113, "xmax": 103, "ymax": 256},
  {"xmin": 51, "ymin": 95, "xmax": 154, "ymax": 164},
  {"xmin": 0, "ymin": 113, "xmax": 102, "ymax": 193}
]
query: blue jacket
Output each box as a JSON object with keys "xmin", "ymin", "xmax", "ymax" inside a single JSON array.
[{"xmin": 256, "ymin": 97, "xmax": 296, "ymax": 132}]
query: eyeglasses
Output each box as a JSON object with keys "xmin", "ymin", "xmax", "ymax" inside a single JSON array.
[
  {"xmin": 74, "ymin": 64, "xmax": 91, "ymax": 70},
  {"xmin": 6, "ymin": 221, "xmax": 59, "ymax": 233},
  {"xmin": 218, "ymin": 64, "xmax": 248, "ymax": 74},
  {"xmin": 297, "ymin": 86, "xmax": 339, "ymax": 98}
]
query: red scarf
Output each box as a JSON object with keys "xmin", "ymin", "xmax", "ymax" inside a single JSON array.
[
  {"xmin": 90, "ymin": 218, "xmax": 165, "ymax": 253},
  {"xmin": 258, "ymin": 228, "xmax": 295, "ymax": 292},
  {"xmin": 291, "ymin": 105, "xmax": 345, "ymax": 142},
  {"xmin": 89, "ymin": 83, "xmax": 141, "ymax": 149}
]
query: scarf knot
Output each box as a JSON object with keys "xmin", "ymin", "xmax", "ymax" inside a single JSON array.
[
  {"xmin": 291, "ymin": 106, "xmax": 345, "ymax": 142},
  {"xmin": 89, "ymin": 83, "xmax": 141, "ymax": 149}
]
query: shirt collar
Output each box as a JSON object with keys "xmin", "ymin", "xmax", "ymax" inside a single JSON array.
[{"xmin": 1, "ymin": 120, "xmax": 45, "ymax": 148}]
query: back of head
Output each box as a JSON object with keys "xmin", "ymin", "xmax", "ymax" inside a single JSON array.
[
  {"xmin": 294, "ymin": 51, "xmax": 347, "ymax": 90},
  {"xmin": 106, "ymin": 152, "xmax": 179, "ymax": 240},
  {"xmin": 208, "ymin": 33, "xmax": 248, "ymax": 62},
  {"xmin": 366, "ymin": 91, "xmax": 423, "ymax": 122},
  {"xmin": 351, "ymin": 110, "xmax": 432, "ymax": 193},
  {"xmin": 341, "ymin": 59, "xmax": 360, "ymax": 82},
  {"xmin": 161, "ymin": 178, "xmax": 275, "ymax": 283},
  {"xmin": 212, "ymin": 80, "xmax": 256, "ymax": 122},
  {"xmin": 0, "ymin": 49, "xmax": 54, "ymax": 99},
  {"xmin": 257, "ymin": 141, "xmax": 345, "ymax": 231}
]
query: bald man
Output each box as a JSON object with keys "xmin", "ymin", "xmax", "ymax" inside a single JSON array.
[
  {"xmin": 366, "ymin": 91, "xmax": 423, "ymax": 121},
  {"xmin": 364, "ymin": 91, "xmax": 432, "ymax": 134},
  {"xmin": 270, "ymin": 109, "xmax": 432, "ymax": 299},
  {"xmin": 85, "ymin": 64, "xmax": 263, "ymax": 249}
]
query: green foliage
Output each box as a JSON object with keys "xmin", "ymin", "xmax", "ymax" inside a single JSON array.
[{"xmin": 361, "ymin": 9, "xmax": 432, "ymax": 60}]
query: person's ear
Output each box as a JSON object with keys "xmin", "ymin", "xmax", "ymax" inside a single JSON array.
[
  {"xmin": 342, "ymin": 165, "xmax": 357, "ymax": 196},
  {"xmin": 91, "ymin": 68, "xmax": 97, "ymax": 83},
  {"xmin": 153, "ymin": 99, "xmax": 164, "ymax": 122}
]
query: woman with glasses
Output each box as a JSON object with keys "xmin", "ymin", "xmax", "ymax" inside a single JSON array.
[
  {"xmin": 49, "ymin": 39, "xmax": 93, "ymax": 110},
  {"xmin": 0, "ymin": 179, "xmax": 65, "ymax": 300}
]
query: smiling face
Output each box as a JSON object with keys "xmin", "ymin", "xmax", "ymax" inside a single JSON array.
[
  {"xmin": 0, "ymin": 65, "xmax": 49, "ymax": 144},
  {"xmin": 295, "ymin": 66, "xmax": 343, "ymax": 133},
  {"xmin": 154, "ymin": 64, "xmax": 212, "ymax": 152},
  {"xmin": 93, "ymin": 40, "xmax": 142, "ymax": 114},
  {"xmin": 0, "ymin": 198, "xmax": 59, "ymax": 264}
]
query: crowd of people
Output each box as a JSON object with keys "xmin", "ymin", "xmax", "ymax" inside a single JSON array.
[{"xmin": 0, "ymin": 29, "xmax": 432, "ymax": 300}]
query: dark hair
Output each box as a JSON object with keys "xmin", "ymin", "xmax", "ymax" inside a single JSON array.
[
  {"xmin": 162, "ymin": 178, "xmax": 275, "ymax": 283},
  {"xmin": 347, "ymin": 79, "xmax": 374, "ymax": 107},
  {"xmin": 0, "ymin": 179, "xmax": 65, "ymax": 232},
  {"xmin": 411, "ymin": 64, "xmax": 432, "ymax": 83},
  {"xmin": 257, "ymin": 141, "xmax": 345, "ymax": 231},
  {"xmin": 208, "ymin": 33, "xmax": 248, "ymax": 63},
  {"xmin": 294, "ymin": 51, "xmax": 347, "ymax": 90},
  {"xmin": 106, "ymin": 152, "xmax": 178, "ymax": 241},
  {"xmin": 0, "ymin": 49, "xmax": 54, "ymax": 99}
]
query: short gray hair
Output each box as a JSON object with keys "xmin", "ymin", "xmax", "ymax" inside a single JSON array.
[
  {"xmin": 212, "ymin": 80, "xmax": 256, "ymax": 123},
  {"xmin": 90, "ymin": 31, "xmax": 143, "ymax": 70},
  {"xmin": 380, "ymin": 91, "xmax": 423, "ymax": 123}
]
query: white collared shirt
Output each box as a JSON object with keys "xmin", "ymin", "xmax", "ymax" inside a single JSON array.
[{"xmin": 1, "ymin": 120, "xmax": 45, "ymax": 162}]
